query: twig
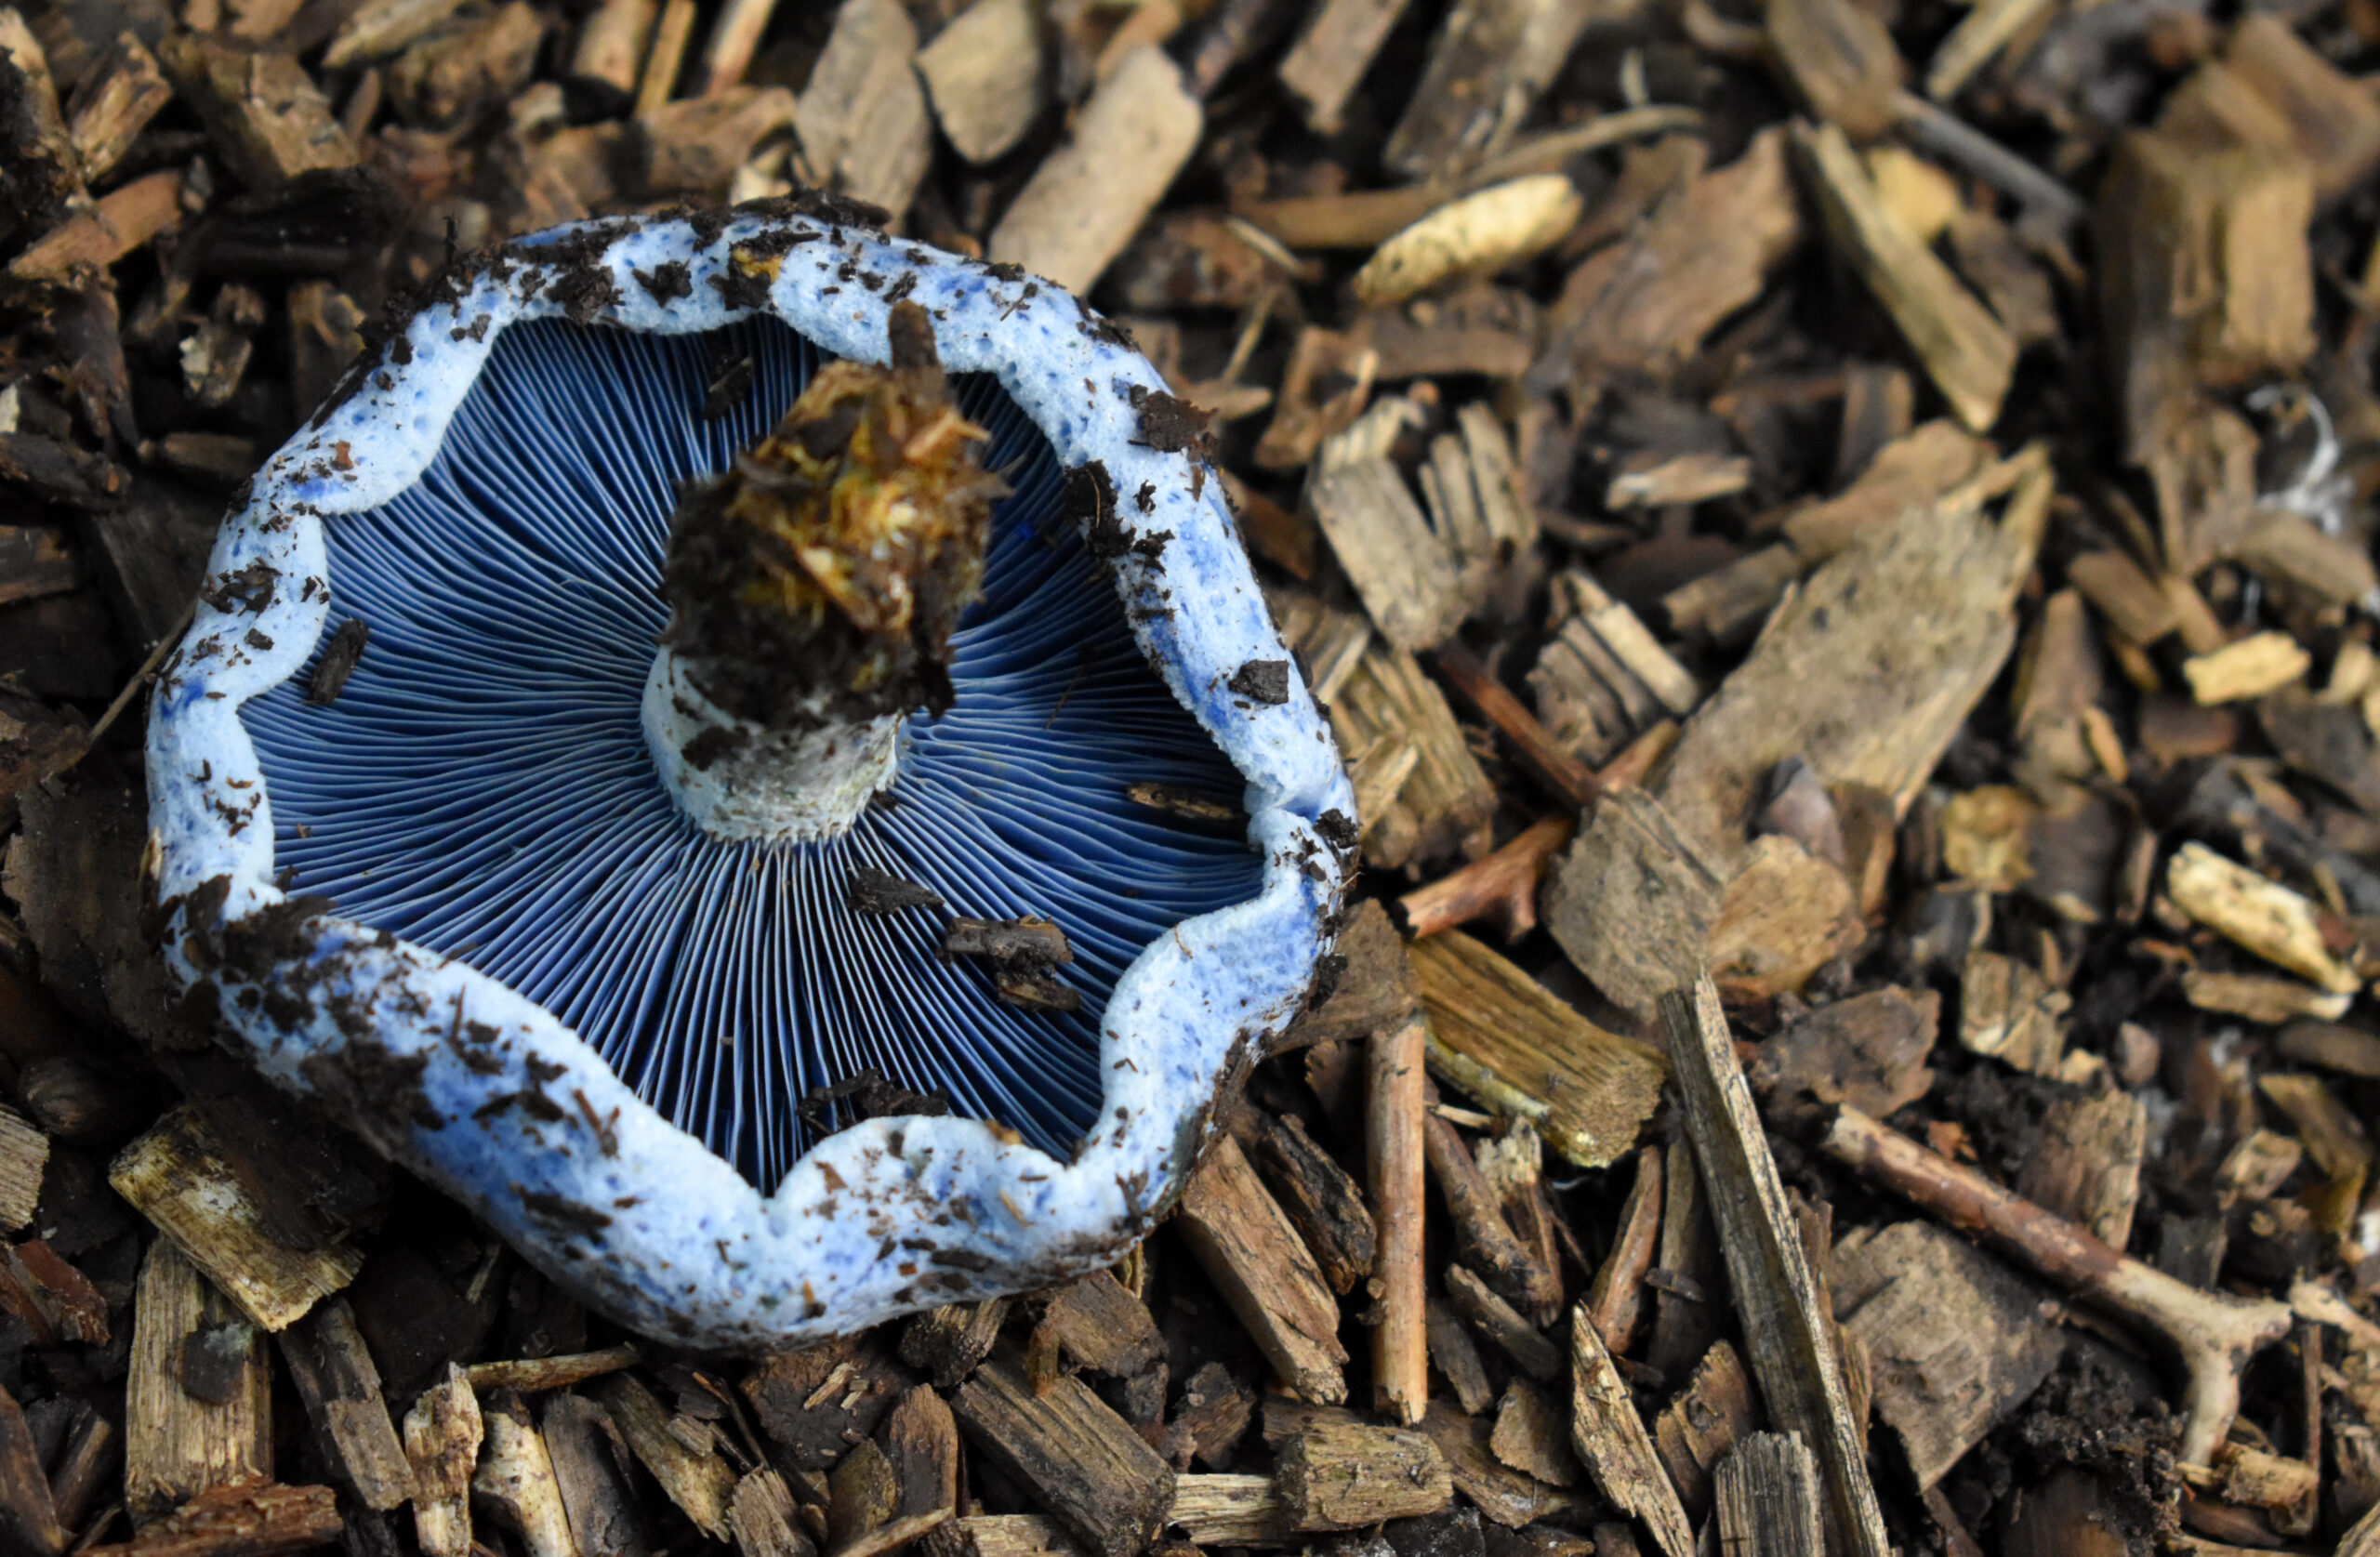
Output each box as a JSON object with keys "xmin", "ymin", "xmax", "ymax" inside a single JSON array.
[
  {"xmin": 1430, "ymin": 642, "xmax": 1601, "ymax": 811},
  {"xmin": 1398, "ymin": 813, "xmax": 1573, "ymax": 940},
  {"xmin": 1821, "ymin": 1104, "xmax": 2294, "ymax": 1464},
  {"xmin": 1368, "ymin": 1012, "xmax": 1429, "ymax": 1425},
  {"xmin": 54, "ymin": 601, "xmax": 192, "ymax": 776},
  {"xmin": 1891, "ymin": 91, "xmax": 2086, "ymax": 229},
  {"xmin": 1421, "ymin": 1094, "xmax": 1562, "ymax": 1318}
]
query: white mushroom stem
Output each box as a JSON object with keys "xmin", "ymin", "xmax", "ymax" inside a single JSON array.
[{"xmin": 642, "ymin": 648, "xmax": 900, "ymax": 843}]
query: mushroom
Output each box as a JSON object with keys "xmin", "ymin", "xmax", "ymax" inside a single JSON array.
[{"xmin": 146, "ymin": 204, "xmax": 1353, "ymax": 1348}]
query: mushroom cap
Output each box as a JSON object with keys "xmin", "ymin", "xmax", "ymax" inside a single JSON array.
[{"xmin": 146, "ymin": 209, "xmax": 1353, "ymax": 1348}]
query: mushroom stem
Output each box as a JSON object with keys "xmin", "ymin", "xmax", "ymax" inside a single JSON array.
[{"xmin": 646, "ymin": 299, "xmax": 1006, "ymax": 842}]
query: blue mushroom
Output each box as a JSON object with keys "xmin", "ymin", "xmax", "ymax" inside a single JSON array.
[{"xmin": 145, "ymin": 205, "xmax": 1353, "ymax": 1348}]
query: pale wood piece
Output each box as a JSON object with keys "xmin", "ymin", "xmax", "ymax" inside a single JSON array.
[
  {"xmin": 1329, "ymin": 641, "xmax": 1497, "ymax": 869},
  {"xmin": 2215, "ymin": 14, "xmax": 2380, "ymax": 203},
  {"xmin": 636, "ymin": 0, "xmax": 696, "ymax": 112},
  {"xmin": 950, "ymin": 1352, "xmax": 1176, "ymax": 1557},
  {"xmin": 1658, "ymin": 978, "xmax": 1892, "ymax": 1557},
  {"xmin": 1165, "ymin": 1476, "xmax": 1288, "ymax": 1547},
  {"xmin": 9, "ymin": 169, "xmax": 184, "ymax": 285},
  {"xmin": 2016, "ymin": 1092, "xmax": 2147, "ymax": 1249},
  {"xmin": 126, "ymin": 1241, "xmax": 269, "ymax": 1526},
  {"xmin": 1765, "ymin": 0, "xmax": 1899, "ymax": 139},
  {"xmin": 1276, "ymin": 0, "xmax": 1413, "ymax": 135},
  {"xmin": 1793, "ymin": 120, "xmax": 2013, "ymax": 433},
  {"xmin": 279, "ymin": 1298, "xmax": 413, "ymax": 1511},
  {"xmin": 1368, "ymin": 1013, "xmax": 1430, "ymax": 1426},
  {"xmin": 1830, "ymin": 1221, "xmax": 2063, "ymax": 1489},
  {"xmin": 573, "ymin": 0, "xmax": 655, "ymax": 99},
  {"xmin": 1924, "ymin": 0, "xmax": 2055, "ymax": 100},
  {"xmin": 601, "ymin": 1375, "xmax": 736, "ymax": 1541},
  {"xmin": 2066, "ymin": 549, "xmax": 2176, "ymax": 645},
  {"xmin": 159, "ymin": 37, "xmax": 359, "ymax": 188},
  {"xmin": 0, "ymin": 1106, "xmax": 45, "ymax": 1234},
  {"xmin": 1410, "ymin": 930, "xmax": 1667, "ymax": 1169},
  {"xmin": 791, "ymin": 0, "xmax": 930, "ymax": 218},
  {"xmin": 2166, "ymin": 842, "xmax": 2359, "ymax": 994},
  {"xmin": 1537, "ymin": 127, "xmax": 1801, "ymax": 395},
  {"xmin": 2257, "ymin": 1072, "xmax": 2373, "ymax": 1181},
  {"xmin": 1653, "ymin": 1340, "xmax": 1759, "ymax": 1520},
  {"xmin": 2182, "ymin": 970, "xmax": 2348, "ymax": 1024},
  {"xmin": 915, "ymin": 0, "xmax": 1043, "ymax": 165},
  {"xmin": 324, "ymin": 0, "xmax": 468, "ymax": 66},
  {"xmin": 1542, "ymin": 787, "xmax": 1726, "ymax": 1023},
  {"xmin": 1652, "ymin": 448, "xmax": 2045, "ymax": 871},
  {"xmin": 1272, "ymin": 1420, "xmax": 1451, "ymax": 1529},
  {"xmin": 404, "ymin": 1366, "xmax": 483, "ymax": 1557},
  {"xmin": 1568, "ymin": 1308, "xmax": 1694, "ymax": 1557},
  {"xmin": 1713, "ymin": 1433, "xmax": 1822, "ymax": 1557},
  {"xmin": 476, "ymin": 1395, "xmax": 575, "ymax": 1557},
  {"xmin": 1305, "ymin": 398, "xmax": 1473, "ymax": 652},
  {"xmin": 988, "ymin": 46, "xmax": 1200, "ymax": 293},
  {"xmin": 955, "ymin": 1513, "xmax": 1087, "ymax": 1557},
  {"xmin": 2182, "ymin": 632, "xmax": 2309, "ymax": 704},
  {"xmin": 65, "ymin": 32, "xmax": 170, "ymax": 182},
  {"xmin": 2215, "ymin": 1130, "xmax": 2304, "ymax": 1206},
  {"xmin": 729, "ymin": 1469, "xmax": 811, "ymax": 1557},
  {"xmin": 1958, "ymin": 948, "xmax": 2069, "ymax": 1076},
  {"xmin": 467, "ymin": 1345, "xmax": 641, "ymax": 1394},
  {"xmin": 543, "ymin": 1392, "xmax": 648, "ymax": 1557},
  {"xmin": 1175, "ymin": 1135, "xmax": 1348, "ymax": 1405},
  {"xmin": 111, "ymin": 1107, "xmax": 362, "ymax": 1334},
  {"xmin": 1353, "ymin": 178, "xmax": 1582, "ymax": 307}
]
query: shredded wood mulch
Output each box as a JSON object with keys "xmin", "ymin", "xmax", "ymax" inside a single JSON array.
[{"xmin": 4, "ymin": 0, "xmax": 2380, "ymax": 1552}]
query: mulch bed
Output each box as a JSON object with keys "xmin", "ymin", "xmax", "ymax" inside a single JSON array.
[{"xmin": 2, "ymin": 0, "xmax": 2380, "ymax": 1553}]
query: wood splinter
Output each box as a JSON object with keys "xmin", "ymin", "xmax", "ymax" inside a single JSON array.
[{"xmin": 1821, "ymin": 1105, "xmax": 2294, "ymax": 1464}]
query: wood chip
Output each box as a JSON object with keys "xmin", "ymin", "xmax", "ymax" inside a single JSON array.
[
  {"xmin": 1793, "ymin": 120, "xmax": 2015, "ymax": 433},
  {"xmin": 1176, "ymin": 1134, "xmax": 1348, "ymax": 1404},
  {"xmin": 792, "ymin": 0, "xmax": 930, "ymax": 218},
  {"xmin": 278, "ymin": 1298, "xmax": 414, "ymax": 1511},
  {"xmin": 1351, "ymin": 178, "xmax": 1583, "ymax": 307},
  {"xmin": 126, "ymin": 1241, "xmax": 270, "ymax": 1525},
  {"xmin": 1656, "ymin": 976, "xmax": 1891, "ymax": 1557},
  {"xmin": 988, "ymin": 46, "xmax": 1200, "ymax": 293},
  {"xmin": 1273, "ymin": 1419, "xmax": 1451, "ymax": 1529},
  {"xmin": 2182, "ymin": 631, "xmax": 2309, "ymax": 704},
  {"xmin": 914, "ymin": 0, "xmax": 1043, "ymax": 164},
  {"xmin": 402, "ymin": 1366, "xmax": 483, "ymax": 1557},
  {"xmin": 949, "ymin": 1352, "xmax": 1176, "ymax": 1557},
  {"xmin": 111, "ymin": 1106, "xmax": 363, "ymax": 1334},
  {"xmin": 1567, "ymin": 1309, "xmax": 1693, "ymax": 1557},
  {"xmin": 2166, "ymin": 841, "xmax": 2359, "ymax": 994},
  {"xmin": 1713, "ymin": 1433, "xmax": 1823, "ymax": 1557},
  {"xmin": 1410, "ymin": 930, "xmax": 1666, "ymax": 1168}
]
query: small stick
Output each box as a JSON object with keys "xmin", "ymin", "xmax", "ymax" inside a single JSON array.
[
  {"xmin": 55, "ymin": 602, "xmax": 192, "ymax": 775},
  {"xmin": 1430, "ymin": 641, "xmax": 1601, "ymax": 811},
  {"xmin": 634, "ymin": 0, "xmax": 695, "ymax": 113},
  {"xmin": 1821, "ymin": 1105, "xmax": 2294, "ymax": 1464},
  {"xmin": 695, "ymin": 0, "xmax": 776, "ymax": 95},
  {"xmin": 1367, "ymin": 1012, "xmax": 1428, "ymax": 1425},
  {"xmin": 1421, "ymin": 1095, "xmax": 1562, "ymax": 1319},
  {"xmin": 1398, "ymin": 813, "xmax": 1573, "ymax": 941}
]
